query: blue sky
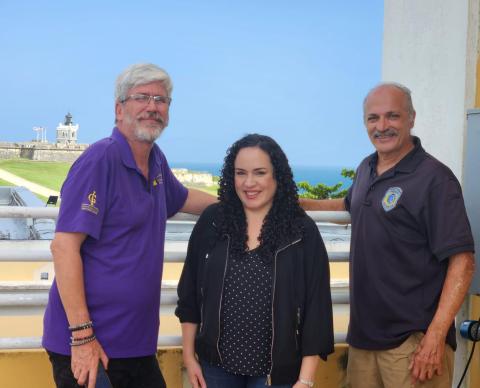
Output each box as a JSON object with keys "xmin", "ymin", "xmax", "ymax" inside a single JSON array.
[{"xmin": 0, "ymin": 1, "xmax": 383, "ymax": 168}]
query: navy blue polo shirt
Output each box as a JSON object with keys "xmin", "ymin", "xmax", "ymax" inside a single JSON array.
[
  {"xmin": 43, "ymin": 127, "xmax": 188, "ymax": 357},
  {"xmin": 345, "ymin": 137, "xmax": 474, "ymax": 350}
]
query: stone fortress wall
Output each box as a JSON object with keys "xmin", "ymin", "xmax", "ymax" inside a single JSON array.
[
  {"xmin": 0, "ymin": 143, "xmax": 215, "ymax": 185},
  {"xmin": 0, "ymin": 142, "xmax": 88, "ymax": 163},
  {"xmin": 1, "ymin": 113, "xmax": 215, "ymax": 184},
  {"xmin": 171, "ymin": 168, "xmax": 214, "ymax": 186},
  {"xmin": 1, "ymin": 113, "xmax": 88, "ymax": 163}
]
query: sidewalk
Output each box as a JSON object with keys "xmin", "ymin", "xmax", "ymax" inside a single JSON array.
[{"xmin": 0, "ymin": 168, "xmax": 60, "ymax": 198}]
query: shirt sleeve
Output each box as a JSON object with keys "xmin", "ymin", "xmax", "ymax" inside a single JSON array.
[
  {"xmin": 344, "ymin": 183, "xmax": 353, "ymax": 212},
  {"xmin": 55, "ymin": 148, "xmax": 109, "ymax": 240},
  {"xmin": 345, "ymin": 167, "xmax": 361, "ymax": 213},
  {"xmin": 301, "ymin": 218, "xmax": 334, "ymax": 360},
  {"xmin": 160, "ymin": 153, "xmax": 188, "ymax": 218},
  {"xmin": 175, "ymin": 205, "xmax": 215, "ymax": 323},
  {"xmin": 423, "ymin": 177, "xmax": 475, "ymax": 261}
]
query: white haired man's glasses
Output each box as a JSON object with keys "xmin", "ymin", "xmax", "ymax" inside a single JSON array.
[{"xmin": 120, "ymin": 94, "xmax": 172, "ymax": 106}]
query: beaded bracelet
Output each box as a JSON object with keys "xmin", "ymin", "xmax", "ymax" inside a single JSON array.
[
  {"xmin": 70, "ymin": 334, "xmax": 96, "ymax": 347},
  {"xmin": 298, "ymin": 378, "xmax": 314, "ymax": 387},
  {"xmin": 68, "ymin": 320, "xmax": 93, "ymax": 332},
  {"xmin": 70, "ymin": 334, "xmax": 95, "ymax": 342}
]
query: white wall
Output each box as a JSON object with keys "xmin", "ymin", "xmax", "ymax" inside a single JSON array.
[
  {"xmin": 382, "ymin": 0, "xmax": 479, "ymax": 181},
  {"xmin": 382, "ymin": 2, "xmax": 479, "ymax": 386}
]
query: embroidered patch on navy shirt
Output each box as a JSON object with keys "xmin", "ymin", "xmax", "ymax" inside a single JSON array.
[
  {"xmin": 381, "ymin": 187, "xmax": 403, "ymax": 212},
  {"xmin": 81, "ymin": 191, "xmax": 99, "ymax": 215}
]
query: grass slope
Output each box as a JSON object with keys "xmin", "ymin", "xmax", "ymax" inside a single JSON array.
[
  {"xmin": 0, "ymin": 159, "xmax": 219, "ymax": 196},
  {"xmin": 0, "ymin": 159, "xmax": 71, "ymax": 191}
]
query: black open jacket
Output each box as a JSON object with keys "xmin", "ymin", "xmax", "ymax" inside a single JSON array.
[{"xmin": 175, "ymin": 204, "xmax": 334, "ymax": 385}]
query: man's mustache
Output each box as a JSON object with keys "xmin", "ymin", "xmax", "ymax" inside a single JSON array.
[
  {"xmin": 137, "ymin": 112, "xmax": 165, "ymax": 125},
  {"xmin": 373, "ymin": 128, "xmax": 397, "ymax": 138}
]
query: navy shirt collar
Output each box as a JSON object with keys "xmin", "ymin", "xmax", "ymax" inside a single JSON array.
[{"xmin": 368, "ymin": 136, "xmax": 427, "ymax": 177}]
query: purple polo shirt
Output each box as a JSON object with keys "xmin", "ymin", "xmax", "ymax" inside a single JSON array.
[{"xmin": 42, "ymin": 128, "xmax": 188, "ymax": 357}]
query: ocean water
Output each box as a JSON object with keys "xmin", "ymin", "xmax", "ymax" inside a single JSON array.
[{"xmin": 171, "ymin": 162, "xmax": 353, "ymax": 189}]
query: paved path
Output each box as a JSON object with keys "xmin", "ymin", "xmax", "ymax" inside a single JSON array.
[{"xmin": 0, "ymin": 168, "xmax": 60, "ymax": 198}]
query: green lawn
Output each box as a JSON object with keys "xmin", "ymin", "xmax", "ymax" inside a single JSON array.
[
  {"xmin": 36, "ymin": 194, "xmax": 50, "ymax": 204},
  {"xmin": 0, "ymin": 159, "xmax": 219, "ymax": 198},
  {"xmin": 0, "ymin": 159, "xmax": 71, "ymax": 191}
]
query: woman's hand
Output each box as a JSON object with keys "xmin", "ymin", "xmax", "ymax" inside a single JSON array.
[
  {"xmin": 184, "ymin": 356, "xmax": 206, "ymax": 388},
  {"xmin": 181, "ymin": 323, "xmax": 205, "ymax": 387}
]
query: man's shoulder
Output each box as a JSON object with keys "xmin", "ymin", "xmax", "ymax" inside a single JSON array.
[
  {"xmin": 356, "ymin": 152, "xmax": 375, "ymax": 169},
  {"xmin": 417, "ymin": 151, "xmax": 458, "ymax": 183},
  {"xmin": 352, "ymin": 153, "xmax": 374, "ymax": 179},
  {"xmin": 74, "ymin": 136, "xmax": 120, "ymax": 165},
  {"xmin": 86, "ymin": 135, "xmax": 119, "ymax": 157}
]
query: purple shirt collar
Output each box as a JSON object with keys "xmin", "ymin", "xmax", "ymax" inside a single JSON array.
[{"xmin": 111, "ymin": 127, "xmax": 161, "ymax": 180}]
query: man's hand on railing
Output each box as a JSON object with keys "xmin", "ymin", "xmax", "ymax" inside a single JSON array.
[{"xmin": 71, "ymin": 339, "xmax": 108, "ymax": 388}]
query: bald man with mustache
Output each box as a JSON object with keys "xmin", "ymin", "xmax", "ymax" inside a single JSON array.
[{"xmin": 303, "ymin": 83, "xmax": 475, "ymax": 388}]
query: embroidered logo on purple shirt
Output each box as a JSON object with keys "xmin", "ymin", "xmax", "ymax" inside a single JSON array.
[
  {"xmin": 81, "ymin": 191, "xmax": 99, "ymax": 215},
  {"xmin": 153, "ymin": 172, "xmax": 163, "ymax": 186}
]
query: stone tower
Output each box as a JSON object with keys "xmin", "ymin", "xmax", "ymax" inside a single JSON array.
[{"xmin": 56, "ymin": 113, "xmax": 79, "ymax": 145}]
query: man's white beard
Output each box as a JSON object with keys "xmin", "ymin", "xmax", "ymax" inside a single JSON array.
[{"xmin": 134, "ymin": 125, "xmax": 164, "ymax": 143}]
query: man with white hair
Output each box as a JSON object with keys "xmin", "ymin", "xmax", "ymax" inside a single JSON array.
[
  {"xmin": 43, "ymin": 63, "xmax": 216, "ymax": 388},
  {"xmin": 303, "ymin": 83, "xmax": 475, "ymax": 387}
]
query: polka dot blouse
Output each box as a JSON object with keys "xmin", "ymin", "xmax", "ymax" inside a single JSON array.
[{"xmin": 218, "ymin": 248, "xmax": 273, "ymax": 376}]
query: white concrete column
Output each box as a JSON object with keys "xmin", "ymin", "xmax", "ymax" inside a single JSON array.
[
  {"xmin": 382, "ymin": 1, "xmax": 479, "ymax": 386},
  {"xmin": 382, "ymin": 0, "xmax": 478, "ymax": 180}
]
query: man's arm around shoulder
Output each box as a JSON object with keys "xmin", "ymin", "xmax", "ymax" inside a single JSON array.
[
  {"xmin": 299, "ymin": 197, "xmax": 346, "ymax": 211},
  {"xmin": 180, "ymin": 188, "xmax": 218, "ymax": 215}
]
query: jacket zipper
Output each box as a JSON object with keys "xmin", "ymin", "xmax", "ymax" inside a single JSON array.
[
  {"xmin": 199, "ymin": 253, "xmax": 209, "ymax": 333},
  {"xmin": 199, "ymin": 288, "xmax": 204, "ymax": 333},
  {"xmin": 266, "ymin": 238, "xmax": 302, "ymax": 386},
  {"xmin": 295, "ymin": 307, "xmax": 301, "ymax": 350},
  {"xmin": 216, "ymin": 235, "xmax": 230, "ymax": 365}
]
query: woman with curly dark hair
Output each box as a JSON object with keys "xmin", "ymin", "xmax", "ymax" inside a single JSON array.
[{"xmin": 176, "ymin": 134, "xmax": 334, "ymax": 388}]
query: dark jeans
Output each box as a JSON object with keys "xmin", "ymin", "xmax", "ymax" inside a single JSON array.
[
  {"xmin": 47, "ymin": 351, "xmax": 166, "ymax": 388},
  {"xmin": 200, "ymin": 361, "xmax": 292, "ymax": 388}
]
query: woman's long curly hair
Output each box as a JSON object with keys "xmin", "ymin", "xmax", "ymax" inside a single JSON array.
[{"xmin": 217, "ymin": 134, "xmax": 305, "ymax": 262}]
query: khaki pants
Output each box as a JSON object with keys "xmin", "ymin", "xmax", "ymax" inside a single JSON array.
[{"xmin": 346, "ymin": 332, "xmax": 454, "ymax": 388}]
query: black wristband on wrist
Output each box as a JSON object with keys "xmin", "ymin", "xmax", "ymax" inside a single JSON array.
[
  {"xmin": 70, "ymin": 334, "xmax": 96, "ymax": 346},
  {"xmin": 68, "ymin": 320, "xmax": 93, "ymax": 332}
]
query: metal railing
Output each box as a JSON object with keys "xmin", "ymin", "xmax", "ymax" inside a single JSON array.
[{"xmin": 0, "ymin": 206, "xmax": 351, "ymax": 350}]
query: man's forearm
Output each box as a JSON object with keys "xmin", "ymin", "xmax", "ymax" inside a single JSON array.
[
  {"xmin": 410, "ymin": 251, "xmax": 475, "ymax": 383},
  {"xmin": 51, "ymin": 232, "xmax": 91, "ymax": 326},
  {"xmin": 299, "ymin": 198, "xmax": 346, "ymax": 211},
  {"xmin": 52, "ymin": 232, "xmax": 109, "ymax": 387},
  {"xmin": 180, "ymin": 188, "xmax": 217, "ymax": 215},
  {"xmin": 428, "ymin": 251, "xmax": 475, "ymax": 336}
]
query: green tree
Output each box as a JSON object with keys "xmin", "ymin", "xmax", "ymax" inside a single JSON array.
[{"xmin": 298, "ymin": 168, "xmax": 355, "ymax": 199}]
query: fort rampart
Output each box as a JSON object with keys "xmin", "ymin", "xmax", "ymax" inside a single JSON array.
[{"xmin": 0, "ymin": 142, "xmax": 88, "ymax": 163}]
